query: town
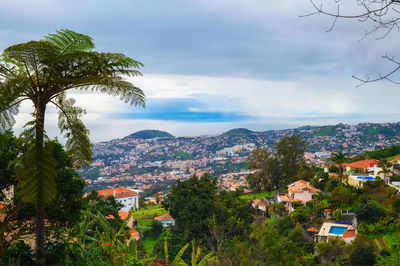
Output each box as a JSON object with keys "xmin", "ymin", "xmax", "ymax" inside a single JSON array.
[{"xmin": 80, "ymin": 122, "xmax": 400, "ymax": 194}]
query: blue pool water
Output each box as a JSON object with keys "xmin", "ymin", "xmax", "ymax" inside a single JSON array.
[
  {"xmin": 357, "ymin": 176, "xmax": 375, "ymax": 180},
  {"xmin": 329, "ymin": 226, "xmax": 347, "ymax": 235}
]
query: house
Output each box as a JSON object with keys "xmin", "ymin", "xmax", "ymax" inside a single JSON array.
[
  {"xmin": 154, "ymin": 213, "xmax": 175, "ymax": 227},
  {"xmin": 316, "ymin": 222, "xmax": 357, "ymax": 243},
  {"xmin": 343, "ymin": 159, "xmax": 379, "ymax": 173},
  {"xmin": 347, "ymin": 175, "xmax": 376, "ymax": 188},
  {"xmin": 96, "ymin": 187, "xmax": 139, "ymax": 212},
  {"xmin": 252, "ymin": 199, "xmax": 268, "ymax": 215},
  {"xmin": 276, "ymin": 180, "xmax": 320, "ymax": 213}
]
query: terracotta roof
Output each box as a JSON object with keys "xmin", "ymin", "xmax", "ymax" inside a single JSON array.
[
  {"xmin": 342, "ymin": 229, "xmax": 356, "ymax": 238},
  {"xmin": 324, "ymin": 209, "xmax": 335, "ymax": 212},
  {"xmin": 118, "ymin": 211, "xmax": 129, "ymax": 220},
  {"xmin": 96, "ymin": 187, "xmax": 138, "ymax": 199},
  {"xmin": 130, "ymin": 228, "xmax": 140, "ymax": 237},
  {"xmin": 343, "ymin": 159, "xmax": 379, "ymax": 169},
  {"xmin": 252, "ymin": 199, "xmax": 268, "ymax": 207},
  {"xmin": 288, "ymin": 180, "xmax": 320, "ymax": 194},
  {"xmin": 307, "ymin": 227, "xmax": 319, "ymax": 233},
  {"xmin": 154, "ymin": 213, "xmax": 174, "ymax": 221},
  {"xmin": 280, "ymin": 195, "xmax": 291, "ymax": 202}
]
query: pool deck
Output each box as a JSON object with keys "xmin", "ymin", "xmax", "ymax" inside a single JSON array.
[{"xmin": 317, "ymin": 222, "xmax": 352, "ymax": 238}]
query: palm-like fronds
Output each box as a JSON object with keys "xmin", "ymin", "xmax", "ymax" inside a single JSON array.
[
  {"xmin": 55, "ymin": 93, "xmax": 92, "ymax": 168},
  {"xmin": 0, "ymin": 29, "xmax": 145, "ymax": 264},
  {"xmin": 172, "ymin": 243, "xmax": 189, "ymax": 266},
  {"xmin": 16, "ymin": 141, "xmax": 56, "ymax": 206}
]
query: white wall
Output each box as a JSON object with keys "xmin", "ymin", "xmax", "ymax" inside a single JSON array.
[{"xmin": 117, "ymin": 196, "xmax": 139, "ymax": 212}]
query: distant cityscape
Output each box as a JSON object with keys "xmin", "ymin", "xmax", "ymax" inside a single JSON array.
[{"xmin": 79, "ymin": 122, "xmax": 400, "ymax": 193}]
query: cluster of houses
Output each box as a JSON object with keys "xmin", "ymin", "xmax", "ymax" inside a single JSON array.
[
  {"xmin": 93, "ymin": 187, "xmax": 175, "ymax": 242},
  {"xmin": 252, "ymin": 179, "xmax": 358, "ymax": 244},
  {"xmin": 342, "ymin": 158, "xmax": 400, "ymax": 191}
]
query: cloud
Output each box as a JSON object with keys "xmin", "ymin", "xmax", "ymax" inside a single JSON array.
[{"xmin": 3, "ymin": 0, "xmax": 400, "ymax": 142}]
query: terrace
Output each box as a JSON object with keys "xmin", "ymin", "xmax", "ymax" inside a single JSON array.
[{"xmin": 316, "ymin": 222, "xmax": 357, "ymax": 243}]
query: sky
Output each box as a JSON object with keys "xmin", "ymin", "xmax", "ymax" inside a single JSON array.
[{"xmin": 1, "ymin": 0, "xmax": 400, "ymax": 141}]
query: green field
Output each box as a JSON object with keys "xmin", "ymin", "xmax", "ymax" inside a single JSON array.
[
  {"xmin": 386, "ymin": 153, "xmax": 400, "ymax": 161},
  {"xmin": 143, "ymin": 231, "xmax": 169, "ymax": 254},
  {"xmin": 132, "ymin": 205, "xmax": 168, "ymax": 219},
  {"xmin": 239, "ymin": 190, "xmax": 276, "ymax": 200}
]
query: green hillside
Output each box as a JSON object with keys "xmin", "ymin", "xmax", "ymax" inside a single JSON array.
[{"xmin": 126, "ymin": 130, "xmax": 174, "ymax": 139}]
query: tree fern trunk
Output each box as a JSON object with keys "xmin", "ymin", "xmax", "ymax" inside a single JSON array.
[
  {"xmin": 35, "ymin": 104, "xmax": 46, "ymax": 266},
  {"xmin": 36, "ymin": 205, "xmax": 45, "ymax": 265}
]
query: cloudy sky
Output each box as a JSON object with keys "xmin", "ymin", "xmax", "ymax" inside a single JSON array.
[{"xmin": 1, "ymin": 0, "xmax": 400, "ymax": 141}]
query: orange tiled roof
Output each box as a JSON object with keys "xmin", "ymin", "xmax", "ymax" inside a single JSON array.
[
  {"xmin": 343, "ymin": 159, "xmax": 379, "ymax": 169},
  {"xmin": 130, "ymin": 228, "xmax": 140, "ymax": 237},
  {"xmin": 154, "ymin": 213, "xmax": 174, "ymax": 221},
  {"xmin": 288, "ymin": 180, "xmax": 320, "ymax": 194},
  {"xmin": 118, "ymin": 211, "xmax": 129, "ymax": 220},
  {"xmin": 252, "ymin": 199, "xmax": 268, "ymax": 207},
  {"xmin": 307, "ymin": 227, "xmax": 319, "ymax": 233},
  {"xmin": 342, "ymin": 229, "xmax": 356, "ymax": 238},
  {"xmin": 96, "ymin": 187, "xmax": 138, "ymax": 199}
]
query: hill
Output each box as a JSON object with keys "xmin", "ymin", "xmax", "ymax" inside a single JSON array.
[
  {"xmin": 126, "ymin": 130, "xmax": 174, "ymax": 139},
  {"xmin": 222, "ymin": 128, "xmax": 254, "ymax": 137}
]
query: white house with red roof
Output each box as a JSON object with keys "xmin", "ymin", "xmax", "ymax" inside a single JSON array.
[
  {"xmin": 154, "ymin": 213, "xmax": 175, "ymax": 227},
  {"xmin": 277, "ymin": 180, "xmax": 320, "ymax": 213},
  {"xmin": 96, "ymin": 187, "xmax": 139, "ymax": 211}
]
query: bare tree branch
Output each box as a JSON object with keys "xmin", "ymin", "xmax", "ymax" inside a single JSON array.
[{"xmin": 303, "ymin": 0, "xmax": 400, "ymax": 86}]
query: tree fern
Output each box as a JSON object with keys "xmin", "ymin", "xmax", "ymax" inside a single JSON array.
[
  {"xmin": 0, "ymin": 29, "xmax": 146, "ymax": 265},
  {"xmin": 16, "ymin": 141, "xmax": 56, "ymax": 206}
]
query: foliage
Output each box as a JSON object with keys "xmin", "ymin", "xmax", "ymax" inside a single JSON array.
[
  {"xmin": 0, "ymin": 29, "xmax": 145, "ymax": 264},
  {"xmin": 330, "ymin": 150, "xmax": 349, "ymax": 183},
  {"xmin": 83, "ymin": 190, "xmax": 124, "ymax": 229},
  {"xmin": 354, "ymin": 200, "xmax": 385, "ymax": 223},
  {"xmin": 347, "ymin": 234, "xmax": 376, "ymax": 266},
  {"xmin": 238, "ymin": 190, "xmax": 276, "ymax": 200},
  {"xmin": 67, "ymin": 209, "xmax": 152, "ymax": 265},
  {"xmin": 162, "ymin": 174, "xmax": 254, "ymax": 257},
  {"xmin": 127, "ymin": 130, "xmax": 174, "ymax": 139},
  {"xmin": 246, "ymin": 147, "xmax": 282, "ymax": 192},
  {"xmin": 2, "ymin": 241, "xmax": 35, "ymax": 266},
  {"xmin": 392, "ymin": 197, "xmax": 400, "ymax": 213},
  {"xmin": 329, "ymin": 185, "xmax": 357, "ymax": 208},
  {"xmin": 0, "ymin": 131, "xmax": 19, "ymax": 200},
  {"xmin": 316, "ymin": 237, "xmax": 347, "ymax": 264},
  {"xmin": 275, "ymin": 135, "xmax": 306, "ymax": 182},
  {"xmin": 357, "ymin": 217, "xmax": 399, "ymax": 235}
]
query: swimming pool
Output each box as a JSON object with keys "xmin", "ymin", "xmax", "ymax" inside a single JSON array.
[
  {"xmin": 328, "ymin": 226, "xmax": 347, "ymax": 235},
  {"xmin": 357, "ymin": 176, "xmax": 375, "ymax": 181}
]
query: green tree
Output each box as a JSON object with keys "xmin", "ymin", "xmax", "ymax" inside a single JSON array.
[
  {"xmin": 377, "ymin": 158, "xmax": 393, "ymax": 184},
  {"xmin": 0, "ymin": 135, "xmax": 86, "ymax": 262},
  {"xmin": 162, "ymin": 174, "xmax": 254, "ymax": 252},
  {"xmin": 316, "ymin": 237, "xmax": 347, "ymax": 264},
  {"xmin": 329, "ymin": 185, "xmax": 357, "ymax": 208},
  {"xmin": 354, "ymin": 200, "xmax": 385, "ymax": 223},
  {"xmin": 0, "ymin": 29, "xmax": 145, "ymax": 264},
  {"xmin": 330, "ymin": 150, "xmax": 349, "ymax": 184},
  {"xmin": 348, "ymin": 234, "xmax": 376, "ymax": 266},
  {"xmin": 246, "ymin": 147, "xmax": 282, "ymax": 191},
  {"xmin": 275, "ymin": 135, "xmax": 306, "ymax": 182}
]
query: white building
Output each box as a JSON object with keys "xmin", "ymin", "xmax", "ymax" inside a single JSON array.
[{"xmin": 96, "ymin": 187, "xmax": 139, "ymax": 211}]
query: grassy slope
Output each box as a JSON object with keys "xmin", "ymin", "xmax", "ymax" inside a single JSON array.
[
  {"xmin": 239, "ymin": 191, "xmax": 276, "ymax": 200},
  {"xmin": 132, "ymin": 205, "xmax": 168, "ymax": 219}
]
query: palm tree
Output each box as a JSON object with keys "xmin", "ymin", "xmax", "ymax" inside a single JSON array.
[
  {"xmin": 330, "ymin": 150, "xmax": 349, "ymax": 184},
  {"xmin": 377, "ymin": 159, "xmax": 393, "ymax": 184},
  {"xmin": 0, "ymin": 29, "xmax": 145, "ymax": 265}
]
